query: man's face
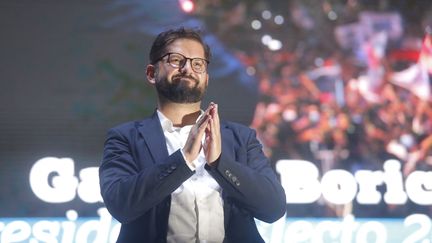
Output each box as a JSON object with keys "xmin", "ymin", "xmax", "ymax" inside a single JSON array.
[{"xmin": 153, "ymin": 38, "xmax": 209, "ymax": 103}]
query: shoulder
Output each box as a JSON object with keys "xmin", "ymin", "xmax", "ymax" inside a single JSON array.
[
  {"xmin": 109, "ymin": 111, "xmax": 157, "ymax": 131},
  {"xmin": 222, "ymin": 120, "xmax": 251, "ymax": 130},
  {"xmin": 107, "ymin": 116, "xmax": 155, "ymax": 136},
  {"xmin": 109, "ymin": 120, "xmax": 141, "ymax": 133},
  {"xmin": 221, "ymin": 120, "xmax": 256, "ymax": 138}
]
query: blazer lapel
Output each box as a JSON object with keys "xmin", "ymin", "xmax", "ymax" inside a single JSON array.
[
  {"xmin": 221, "ymin": 122, "xmax": 235, "ymax": 159},
  {"xmin": 220, "ymin": 122, "xmax": 233, "ymax": 230},
  {"xmin": 137, "ymin": 111, "xmax": 169, "ymax": 164}
]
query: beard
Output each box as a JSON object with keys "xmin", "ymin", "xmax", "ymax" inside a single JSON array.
[{"xmin": 155, "ymin": 74, "xmax": 207, "ymax": 103}]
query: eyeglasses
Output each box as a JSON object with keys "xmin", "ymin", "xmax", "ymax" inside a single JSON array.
[{"xmin": 158, "ymin": 52, "xmax": 209, "ymax": 73}]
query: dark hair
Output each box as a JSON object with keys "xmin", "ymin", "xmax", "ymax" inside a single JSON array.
[{"xmin": 149, "ymin": 27, "xmax": 211, "ymax": 64}]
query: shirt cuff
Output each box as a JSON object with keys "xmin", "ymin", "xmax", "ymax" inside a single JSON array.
[{"xmin": 180, "ymin": 149, "xmax": 196, "ymax": 171}]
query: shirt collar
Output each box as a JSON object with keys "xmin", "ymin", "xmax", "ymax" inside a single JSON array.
[
  {"xmin": 157, "ymin": 110, "xmax": 175, "ymax": 132},
  {"xmin": 156, "ymin": 109, "xmax": 204, "ymax": 133}
]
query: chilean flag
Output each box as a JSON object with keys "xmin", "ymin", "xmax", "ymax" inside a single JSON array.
[{"xmin": 389, "ymin": 34, "xmax": 432, "ymax": 101}]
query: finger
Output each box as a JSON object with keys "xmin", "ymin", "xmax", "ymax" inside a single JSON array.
[
  {"xmin": 211, "ymin": 105, "xmax": 221, "ymax": 147},
  {"xmin": 189, "ymin": 114, "xmax": 209, "ymax": 145},
  {"xmin": 197, "ymin": 115, "xmax": 210, "ymax": 136},
  {"xmin": 204, "ymin": 133, "xmax": 211, "ymax": 156},
  {"xmin": 196, "ymin": 111, "xmax": 209, "ymax": 127},
  {"xmin": 210, "ymin": 115, "xmax": 219, "ymax": 143},
  {"xmin": 197, "ymin": 103, "xmax": 214, "ymax": 125},
  {"xmin": 207, "ymin": 115, "xmax": 213, "ymax": 130},
  {"xmin": 210, "ymin": 104, "xmax": 220, "ymax": 137},
  {"xmin": 206, "ymin": 103, "xmax": 213, "ymax": 113},
  {"xmin": 185, "ymin": 118, "xmax": 208, "ymax": 155},
  {"xmin": 197, "ymin": 103, "xmax": 212, "ymax": 119},
  {"xmin": 213, "ymin": 103, "xmax": 220, "ymax": 126},
  {"xmin": 207, "ymin": 102, "xmax": 216, "ymax": 116}
]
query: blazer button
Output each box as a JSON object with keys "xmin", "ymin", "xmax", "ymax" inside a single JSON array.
[
  {"xmin": 225, "ymin": 170, "xmax": 232, "ymax": 178},
  {"xmin": 235, "ymin": 181, "xmax": 240, "ymax": 186},
  {"xmin": 231, "ymin": 176, "xmax": 237, "ymax": 182}
]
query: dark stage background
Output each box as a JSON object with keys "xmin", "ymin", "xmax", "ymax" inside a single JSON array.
[{"xmin": 1, "ymin": 0, "xmax": 432, "ymax": 242}]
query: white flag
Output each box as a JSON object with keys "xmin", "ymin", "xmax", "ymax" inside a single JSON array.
[{"xmin": 390, "ymin": 64, "xmax": 430, "ymax": 101}]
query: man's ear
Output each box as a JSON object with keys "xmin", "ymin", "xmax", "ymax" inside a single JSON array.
[{"xmin": 146, "ymin": 64, "xmax": 157, "ymax": 85}]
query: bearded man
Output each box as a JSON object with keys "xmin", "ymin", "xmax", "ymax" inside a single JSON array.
[{"xmin": 99, "ymin": 27, "xmax": 286, "ymax": 243}]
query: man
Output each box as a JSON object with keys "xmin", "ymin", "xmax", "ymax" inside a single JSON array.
[{"xmin": 99, "ymin": 27, "xmax": 286, "ymax": 243}]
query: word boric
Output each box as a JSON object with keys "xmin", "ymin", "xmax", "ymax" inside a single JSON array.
[{"xmin": 276, "ymin": 159, "xmax": 432, "ymax": 205}]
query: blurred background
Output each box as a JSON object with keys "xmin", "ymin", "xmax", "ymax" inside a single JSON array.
[{"xmin": 1, "ymin": 0, "xmax": 432, "ymax": 242}]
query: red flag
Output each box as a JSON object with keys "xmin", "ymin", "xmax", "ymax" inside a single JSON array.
[{"xmin": 389, "ymin": 49, "xmax": 420, "ymax": 63}]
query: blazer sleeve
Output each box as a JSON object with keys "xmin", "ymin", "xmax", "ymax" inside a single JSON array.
[
  {"xmin": 205, "ymin": 124, "xmax": 286, "ymax": 223},
  {"xmin": 99, "ymin": 126, "xmax": 194, "ymax": 224}
]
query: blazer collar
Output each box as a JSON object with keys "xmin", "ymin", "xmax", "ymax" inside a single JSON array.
[{"xmin": 137, "ymin": 111, "xmax": 170, "ymax": 164}]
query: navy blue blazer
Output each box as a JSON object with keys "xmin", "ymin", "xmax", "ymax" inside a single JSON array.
[{"xmin": 99, "ymin": 112, "xmax": 286, "ymax": 243}]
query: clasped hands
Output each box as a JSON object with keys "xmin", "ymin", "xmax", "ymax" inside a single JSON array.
[{"xmin": 182, "ymin": 102, "xmax": 221, "ymax": 166}]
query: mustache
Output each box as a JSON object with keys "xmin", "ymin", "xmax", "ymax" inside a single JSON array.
[{"xmin": 172, "ymin": 74, "xmax": 199, "ymax": 83}]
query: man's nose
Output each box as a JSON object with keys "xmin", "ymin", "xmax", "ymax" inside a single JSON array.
[{"xmin": 179, "ymin": 59, "xmax": 193, "ymax": 73}]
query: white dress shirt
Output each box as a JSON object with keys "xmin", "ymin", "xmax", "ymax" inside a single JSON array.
[{"xmin": 157, "ymin": 111, "xmax": 224, "ymax": 243}]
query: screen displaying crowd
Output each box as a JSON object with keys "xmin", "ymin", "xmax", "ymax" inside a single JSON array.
[{"xmin": 195, "ymin": 0, "xmax": 432, "ymax": 218}]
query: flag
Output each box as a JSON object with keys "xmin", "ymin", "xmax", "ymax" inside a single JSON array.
[
  {"xmin": 346, "ymin": 32, "xmax": 389, "ymax": 103},
  {"xmin": 359, "ymin": 11, "xmax": 403, "ymax": 41},
  {"xmin": 419, "ymin": 34, "xmax": 432, "ymax": 74},
  {"xmin": 364, "ymin": 31, "xmax": 388, "ymax": 69},
  {"xmin": 307, "ymin": 65, "xmax": 341, "ymax": 80},
  {"xmin": 389, "ymin": 64, "xmax": 430, "ymax": 101},
  {"xmin": 389, "ymin": 49, "xmax": 420, "ymax": 63},
  {"xmin": 389, "ymin": 34, "xmax": 432, "ymax": 101}
]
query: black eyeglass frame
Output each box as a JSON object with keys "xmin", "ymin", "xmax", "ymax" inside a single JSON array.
[{"xmin": 156, "ymin": 52, "xmax": 209, "ymax": 73}]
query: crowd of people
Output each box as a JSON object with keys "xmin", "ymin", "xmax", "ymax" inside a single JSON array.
[
  {"xmin": 249, "ymin": 50, "xmax": 432, "ymax": 217},
  {"xmin": 195, "ymin": 0, "xmax": 432, "ymax": 217}
]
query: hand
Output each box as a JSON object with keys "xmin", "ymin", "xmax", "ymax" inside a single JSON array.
[
  {"xmin": 182, "ymin": 106, "xmax": 212, "ymax": 164},
  {"xmin": 204, "ymin": 102, "xmax": 221, "ymax": 165}
]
